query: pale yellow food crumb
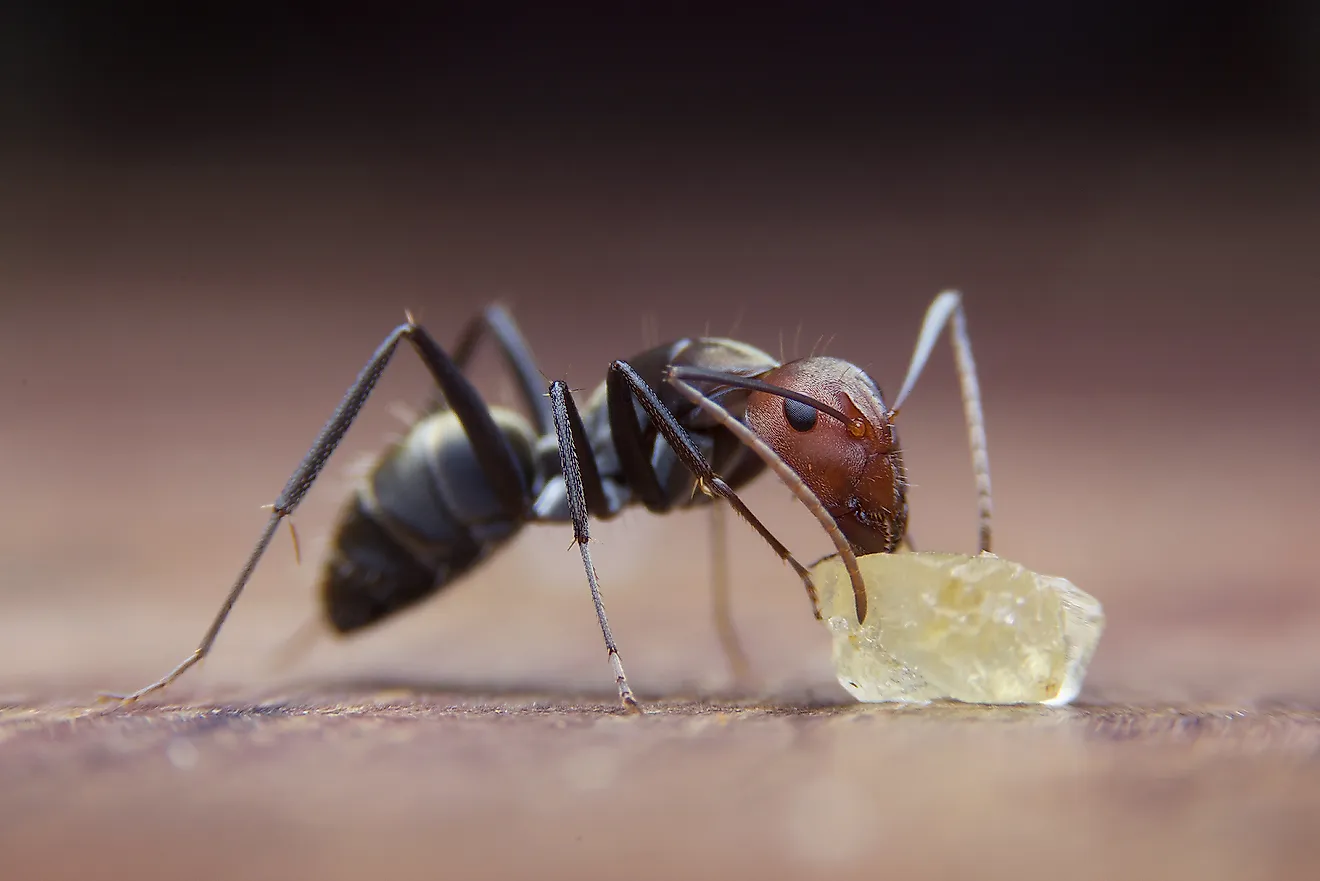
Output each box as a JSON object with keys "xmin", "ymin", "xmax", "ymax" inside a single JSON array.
[{"xmin": 811, "ymin": 551, "xmax": 1105, "ymax": 706}]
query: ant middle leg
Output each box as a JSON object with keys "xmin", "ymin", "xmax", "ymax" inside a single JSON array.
[
  {"xmin": 545, "ymin": 380, "xmax": 639, "ymax": 712},
  {"xmin": 104, "ymin": 315, "xmax": 532, "ymax": 704}
]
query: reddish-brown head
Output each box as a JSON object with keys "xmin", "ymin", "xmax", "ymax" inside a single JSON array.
[{"xmin": 744, "ymin": 357, "xmax": 908, "ymax": 555}]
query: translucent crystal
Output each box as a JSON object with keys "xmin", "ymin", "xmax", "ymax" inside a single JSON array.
[{"xmin": 811, "ymin": 551, "xmax": 1104, "ymax": 706}]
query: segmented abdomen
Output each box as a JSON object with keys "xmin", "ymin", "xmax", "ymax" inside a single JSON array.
[{"xmin": 319, "ymin": 407, "xmax": 538, "ymax": 633}]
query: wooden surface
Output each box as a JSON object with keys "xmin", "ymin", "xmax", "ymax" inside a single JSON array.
[
  {"xmin": 4, "ymin": 694, "xmax": 1320, "ymax": 880},
  {"xmin": 2, "ymin": 139, "xmax": 1319, "ymax": 880}
]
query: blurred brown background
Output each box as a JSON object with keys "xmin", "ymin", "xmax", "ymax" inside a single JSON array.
[{"xmin": 2, "ymin": 3, "xmax": 1319, "ymax": 879}]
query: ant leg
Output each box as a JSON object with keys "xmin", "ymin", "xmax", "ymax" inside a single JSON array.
[
  {"xmin": 606, "ymin": 361, "xmax": 827, "ymax": 619},
  {"xmin": 892, "ymin": 291, "xmax": 993, "ymax": 554},
  {"xmin": 269, "ymin": 302, "xmax": 548, "ymax": 666},
  {"xmin": 104, "ymin": 316, "xmax": 530, "ymax": 704},
  {"xmin": 708, "ymin": 501, "xmax": 752, "ymax": 681},
  {"xmin": 663, "ymin": 368, "xmax": 870, "ymax": 624},
  {"xmin": 449, "ymin": 304, "xmax": 554, "ymax": 436},
  {"xmin": 546, "ymin": 380, "xmax": 640, "ymax": 712},
  {"xmin": 267, "ymin": 304, "xmax": 548, "ymax": 676},
  {"xmin": 603, "ymin": 363, "xmax": 754, "ymax": 675}
]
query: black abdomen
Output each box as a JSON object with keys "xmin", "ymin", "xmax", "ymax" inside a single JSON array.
[
  {"xmin": 319, "ymin": 407, "xmax": 539, "ymax": 633},
  {"xmin": 320, "ymin": 495, "xmax": 489, "ymax": 632}
]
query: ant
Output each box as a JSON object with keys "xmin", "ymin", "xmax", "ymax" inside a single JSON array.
[{"xmin": 103, "ymin": 290, "xmax": 992, "ymax": 712}]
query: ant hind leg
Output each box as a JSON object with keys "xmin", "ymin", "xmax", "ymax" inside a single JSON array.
[{"xmin": 102, "ymin": 316, "xmax": 530, "ymax": 705}]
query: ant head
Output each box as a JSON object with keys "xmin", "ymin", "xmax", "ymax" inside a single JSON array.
[{"xmin": 745, "ymin": 357, "xmax": 907, "ymax": 555}]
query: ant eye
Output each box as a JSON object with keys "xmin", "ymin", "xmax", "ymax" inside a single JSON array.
[{"xmin": 783, "ymin": 397, "xmax": 819, "ymax": 432}]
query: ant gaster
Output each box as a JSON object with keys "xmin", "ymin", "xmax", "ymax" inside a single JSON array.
[{"xmin": 104, "ymin": 291, "xmax": 992, "ymax": 711}]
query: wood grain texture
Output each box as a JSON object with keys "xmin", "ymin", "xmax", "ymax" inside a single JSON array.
[{"xmin": 4, "ymin": 693, "xmax": 1320, "ymax": 881}]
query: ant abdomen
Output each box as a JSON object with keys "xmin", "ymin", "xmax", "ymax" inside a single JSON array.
[{"xmin": 319, "ymin": 407, "xmax": 540, "ymax": 634}]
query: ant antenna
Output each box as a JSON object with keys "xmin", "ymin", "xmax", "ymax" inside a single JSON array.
[{"xmin": 668, "ymin": 366, "xmax": 858, "ymax": 430}]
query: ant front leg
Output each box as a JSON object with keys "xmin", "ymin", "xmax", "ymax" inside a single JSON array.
[
  {"xmin": 664, "ymin": 368, "xmax": 870, "ymax": 624},
  {"xmin": 545, "ymin": 381, "xmax": 640, "ymax": 712},
  {"xmin": 606, "ymin": 361, "xmax": 825, "ymax": 618},
  {"xmin": 891, "ymin": 290, "xmax": 994, "ymax": 554},
  {"xmin": 593, "ymin": 353, "xmax": 753, "ymax": 679},
  {"xmin": 103, "ymin": 314, "xmax": 530, "ymax": 705}
]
